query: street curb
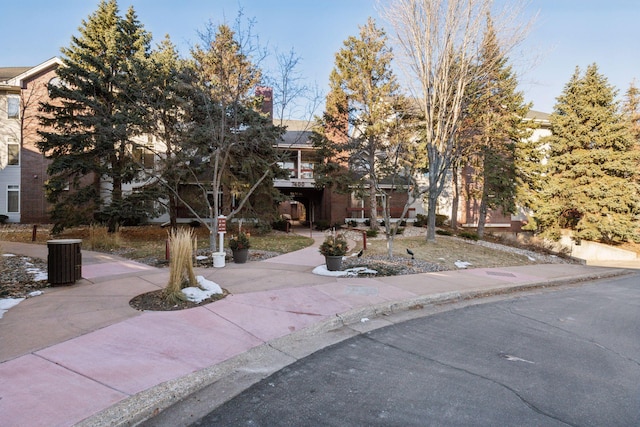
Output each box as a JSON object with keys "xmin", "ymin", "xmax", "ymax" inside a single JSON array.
[{"xmin": 77, "ymin": 268, "xmax": 630, "ymax": 426}]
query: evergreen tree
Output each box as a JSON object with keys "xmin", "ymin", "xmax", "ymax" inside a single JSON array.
[
  {"xmin": 460, "ymin": 18, "xmax": 531, "ymax": 238},
  {"xmin": 314, "ymin": 18, "xmax": 403, "ymax": 233},
  {"xmin": 622, "ymin": 80, "xmax": 640, "ymax": 145},
  {"xmin": 39, "ymin": 0, "xmax": 153, "ymax": 232},
  {"xmin": 536, "ymin": 64, "xmax": 640, "ymax": 243},
  {"xmin": 143, "ymin": 35, "xmax": 192, "ymax": 230},
  {"xmin": 188, "ymin": 23, "xmax": 285, "ymax": 249}
]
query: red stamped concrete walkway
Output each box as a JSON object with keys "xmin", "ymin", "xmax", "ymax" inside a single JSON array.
[{"xmin": 0, "ymin": 235, "xmax": 633, "ymax": 427}]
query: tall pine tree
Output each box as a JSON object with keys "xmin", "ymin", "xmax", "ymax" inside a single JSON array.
[
  {"xmin": 39, "ymin": 0, "xmax": 153, "ymax": 232},
  {"xmin": 622, "ymin": 80, "xmax": 640, "ymax": 146},
  {"xmin": 143, "ymin": 35, "xmax": 192, "ymax": 230},
  {"xmin": 459, "ymin": 18, "xmax": 531, "ymax": 238},
  {"xmin": 314, "ymin": 18, "xmax": 403, "ymax": 233},
  {"xmin": 188, "ymin": 23, "xmax": 285, "ymax": 249},
  {"xmin": 536, "ymin": 64, "xmax": 640, "ymax": 243}
]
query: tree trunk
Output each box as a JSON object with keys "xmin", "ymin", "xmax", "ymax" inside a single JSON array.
[
  {"xmin": 368, "ymin": 176, "xmax": 378, "ymax": 230},
  {"xmin": 108, "ymin": 175, "xmax": 122, "ymax": 233},
  {"xmin": 426, "ymin": 192, "xmax": 438, "ymax": 242},
  {"xmin": 169, "ymin": 193, "xmax": 178, "ymax": 231},
  {"xmin": 477, "ymin": 196, "xmax": 487, "ymax": 239},
  {"xmin": 476, "ymin": 148, "xmax": 490, "ymax": 239},
  {"xmin": 451, "ymin": 163, "xmax": 459, "ymax": 230}
]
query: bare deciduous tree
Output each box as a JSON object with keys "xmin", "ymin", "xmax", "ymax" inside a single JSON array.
[{"xmin": 383, "ymin": 0, "xmax": 531, "ymax": 241}]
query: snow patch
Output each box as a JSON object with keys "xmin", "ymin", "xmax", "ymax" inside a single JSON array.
[
  {"xmin": 454, "ymin": 260, "xmax": 472, "ymax": 269},
  {"xmin": 0, "ymin": 298, "xmax": 25, "ymax": 319},
  {"xmin": 181, "ymin": 275, "xmax": 223, "ymax": 303},
  {"xmin": 312, "ymin": 265, "xmax": 379, "ymax": 277},
  {"xmin": 26, "ymin": 267, "xmax": 48, "ymax": 281}
]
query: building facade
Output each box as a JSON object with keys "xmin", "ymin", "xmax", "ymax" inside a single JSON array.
[
  {"xmin": 0, "ymin": 59, "xmax": 551, "ymax": 231},
  {"xmin": 0, "ymin": 58, "xmax": 62, "ymax": 223}
]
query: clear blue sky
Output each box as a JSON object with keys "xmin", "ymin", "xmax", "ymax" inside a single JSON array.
[{"xmin": 1, "ymin": 0, "xmax": 638, "ymax": 114}]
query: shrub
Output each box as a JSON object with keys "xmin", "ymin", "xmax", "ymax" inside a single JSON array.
[
  {"xmin": 249, "ymin": 220, "xmax": 272, "ymax": 235},
  {"xmin": 366, "ymin": 229, "xmax": 378, "ymax": 238},
  {"xmin": 435, "ymin": 214, "xmax": 448, "ymax": 227},
  {"xmin": 319, "ymin": 233, "xmax": 349, "ymax": 256},
  {"xmin": 459, "ymin": 231, "xmax": 479, "ymax": 241},
  {"xmin": 436, "ymin": 229, "xmax": 453, "ymax": 236},
  {"xmin": 229, "ymin": 232, "xmax": 251, "ymax": 250},
  {"xmin": 314, "ymin": 220, "xmax": 330, "ymax": 231},
  {"xmin": 414, "ymin": 214, "xmax": 428, "ymax": 227},
  {"xmin": 399, "ymin": 220, "xmax": 407, "ymax": 227},
  {"xmin": 272, "ymin": 219, "xmax": 289, "ymax": 232},
  {"xmin": 394, "ymin": 227, "xmax": 404, "ymax": 235},
  {"xmin": 0, "ymin": 215, "xmax": 8, "ymax": 224},
  {"xmin": 347, "ymin": 220, "xmax": 358, "ymax": 227}
]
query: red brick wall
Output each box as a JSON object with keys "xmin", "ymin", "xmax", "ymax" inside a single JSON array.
[{"xmin": 20, "ymin": 66, "xmax": 58, "ymax": 223}]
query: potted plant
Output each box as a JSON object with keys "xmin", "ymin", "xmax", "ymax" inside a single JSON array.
[
  {"xmin": 229, "ymin": 232, "xmax": 251, "ymax": 264},
  {"xmin": 319, "ymin": 233, "xmax": 348, "ymax": 271}
]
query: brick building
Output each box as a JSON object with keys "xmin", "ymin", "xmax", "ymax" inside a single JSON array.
[{"xmin": 0, "ymin": 58, "xmax": 62, "ymax": 223}]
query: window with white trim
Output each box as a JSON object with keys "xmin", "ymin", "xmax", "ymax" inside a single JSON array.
[
  {"xmin": 133, "ymin": 146, "xmax": 155, "ymax": 170},
  {"xmin": 7, "ymin": 142, "xmax": 19, "ymax": 166},
  {"xmin": 7, "ymin": 185, "xmax": 19, "ymax": 213},
  {"xmin": 7, "ymin": 95, "xmax": 19, "ymax": 119}
]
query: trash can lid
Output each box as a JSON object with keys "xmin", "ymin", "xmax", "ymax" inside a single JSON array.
[{"xmin": 47, "ymin": 239, "xmax": 82, "ymax": 244}]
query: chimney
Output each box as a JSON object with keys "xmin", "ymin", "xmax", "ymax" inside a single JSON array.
[{"xmin": 255, "ymin": 86, "xmax": 273, "ymax": 118}]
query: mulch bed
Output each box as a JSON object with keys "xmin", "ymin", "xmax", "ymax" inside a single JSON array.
[{"xmin": 129, "ymin": 288, "xmax": 229, "ymax": 312}]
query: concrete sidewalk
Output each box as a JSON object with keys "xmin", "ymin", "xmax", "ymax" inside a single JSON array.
[{"xmin": 0, "ymin": 237, "xmax": 634, "ymax": 427}]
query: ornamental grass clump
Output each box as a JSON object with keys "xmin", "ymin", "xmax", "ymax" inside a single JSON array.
[
  {"xmin": 164, "ymin": 228, "xmax": 198, "ymax": 304},
  {"xmin": 319, "ymin": 233, "xmax": 349, "ymax": 257},
  {"xmin": 89, "ymin": 223, "xmax": 121, "ymax": 251}
]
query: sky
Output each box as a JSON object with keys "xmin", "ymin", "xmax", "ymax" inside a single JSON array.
[{"xmin": 1, "ymin": 0, "xmax": 639, "ymax": 114}]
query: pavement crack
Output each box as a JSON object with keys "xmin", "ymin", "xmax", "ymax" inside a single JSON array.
[
  {"xmin": 32, "ymin": 353, "xmax": 131, "ymax": 396},
  {"xmin": 504, "ymin": 306, "xmax": 640, "ymax": 367},
  {"xmin": 363, "ymin": 335, "xmax": 576, "ymax": 426}
]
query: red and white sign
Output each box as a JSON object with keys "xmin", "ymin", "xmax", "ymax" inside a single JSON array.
[{"xmin": 218, "ymin": 216, "xmax": 226, "ymax": 233}]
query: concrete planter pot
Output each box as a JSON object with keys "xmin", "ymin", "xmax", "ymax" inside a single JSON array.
[
  {"xmin": 324, "ymin": 255, "xmax": 343, "ymax": 271},
  {"xmin": 233, "ymin": 248, "xmax": 249, "ymax": 264}
]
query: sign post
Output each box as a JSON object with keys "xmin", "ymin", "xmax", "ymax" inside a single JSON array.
[
  {"xmin": 213, "ymin": 215, "xmax": 227, "ymax": 268},
  {"xmin": 217, "ymin": 215, "xmax": 226, "ymax": 251}
]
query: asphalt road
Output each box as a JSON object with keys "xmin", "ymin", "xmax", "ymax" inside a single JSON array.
[{"xmin": 176, "ymin": 274, "xmax": 640, "ymax": 426}]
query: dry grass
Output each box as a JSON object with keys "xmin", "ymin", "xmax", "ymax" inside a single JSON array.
[
  {"xmin": 0, "ymin": 224, "xmax": 313, "ymax": 262},
  {"xmin": 353, "ymin": 234, "xmax": 552, "ymax": 270},
  {"xmin": 0, "ymin": 223, "xmax": 572, "ymax": 271},
  {"xmin": 164, "ymin": 228, "xmax": 197, "ymax": 304},
  {"xmin": 88, "ymin": 224, "xmax": 121, "ymax": 251}
]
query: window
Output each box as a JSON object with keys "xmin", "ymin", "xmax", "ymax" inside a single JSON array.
[
  {"xmin": 7, "ymin": 185, "xmax": 19, "ymax": 213},
  {"xmin": 48, "ymin": 77, "xmax": 62, "ymax": 95},
  {"xmin": 133, "ymin": 147, "xmax": 154, "ymax": 170},
  {"xmin": 7, "ymin": 96, "xmax": 19, "ymax": 119},
  {"xmin": 277, "ymin": 161, "xmax": 296, "ymax": 178},
  {"xmin": 300, "ymin": 162, "xmax": 314, "ymax": 179},
  {"xmin": 7, "ymin": 143, "xmax": 19, "ymax": 166}
]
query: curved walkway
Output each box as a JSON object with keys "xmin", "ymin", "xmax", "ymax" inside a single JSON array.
[{"xmin": 0, "ymin": 235, "xmax": 634, "ymax": 427}]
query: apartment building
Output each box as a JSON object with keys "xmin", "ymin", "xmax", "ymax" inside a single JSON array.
[{"xmin": 0, "ymin": 57, "xmax": 62, "ymax": 223}]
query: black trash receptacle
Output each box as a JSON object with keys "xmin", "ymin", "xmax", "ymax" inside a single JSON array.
[{"xmin": 47, "ymin": 239, "xmax": 82, "ymax": 285}]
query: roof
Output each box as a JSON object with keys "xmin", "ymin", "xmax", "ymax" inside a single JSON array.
[
  {"xmin": 277, "ymin": 119, "xmax": 315, "ymax": 147},
  {"xmin": 0, "ymin": 67, "xmax": 31, "ymax": 83},
  {"xmin": 525, "ymin": 110, "xmax": 551, "ymax": 122},
  {"xmin": 0, "ymin": 57, "xmax": 62, "ymax": 86}
]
